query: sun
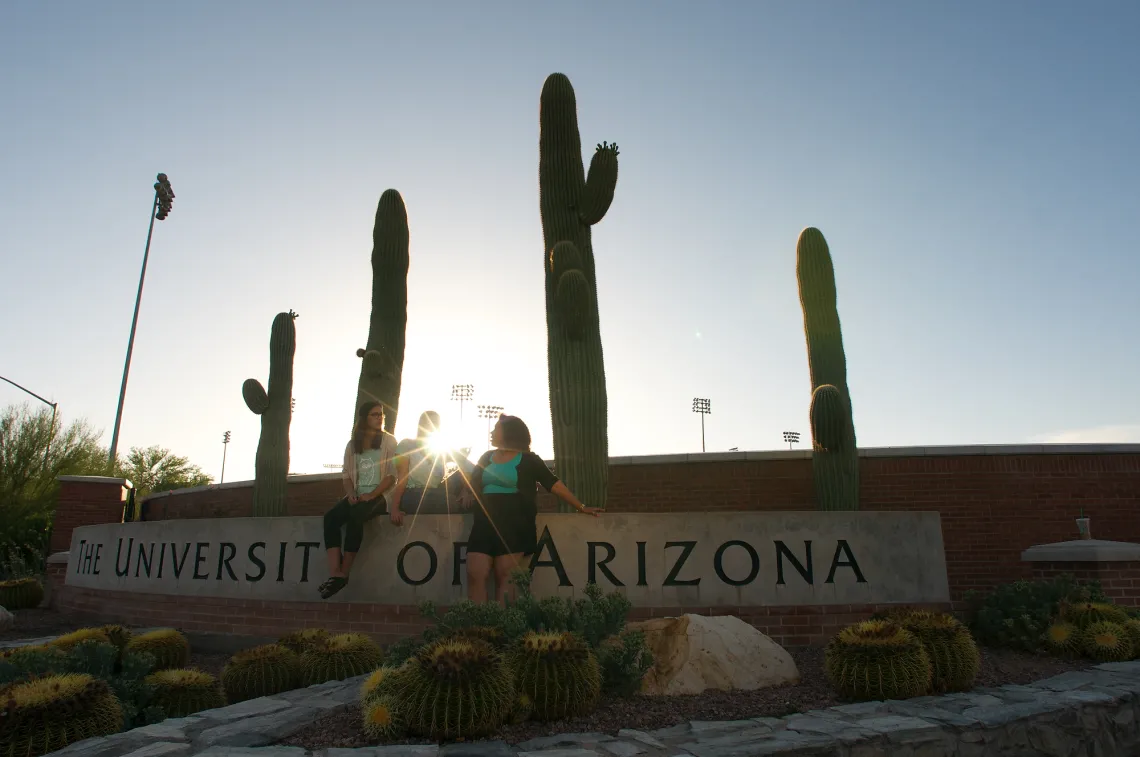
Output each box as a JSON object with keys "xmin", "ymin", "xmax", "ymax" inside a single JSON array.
[{"xmin": 426, "ymin": 429, "xmax": 457, "ymax": 455}]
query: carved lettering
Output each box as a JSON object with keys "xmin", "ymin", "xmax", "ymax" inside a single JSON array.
[
  {"xmin": 135, "ymin": 542, "xmax": 154, "ymax": 578},
  {"xmin": 192, "ymin": 542, "xmax": 210, "ymax": 580},
  {"xmin": 452, "ymin": 542, "xmax": 468, "ymax": 586},
  {"xmin": 170, "ymin": 543, "xmax": 190, "ymax": 578},
  {"xmin": 714, "ymin": 540, "xmax": 759, "ymax": 586},
  {"xmin": 775, "ymin": 540, "xmax": 813, "ymax": 585},
  {"xmin": 246, "ymin": 542, "xmax": 266, "ymax": 582},
  {"xmin": 295, "ymin": 542, "xmax": 320, "ymax": 583},
  {"xmin": 826, "ymin": 540, "xmax": 867, "ymax": 584},
  {"xmin": 663, "ymin": 541, "xmax": 700, "ymax": 586},
  {"xmin": 397, "ymin": 542, "xmax": 437, "ymax": 586},
  {"xmin": 587, "ymin": 542, "xmax": 624, "ymax": 587},
  {"xmin": 529, "ymin": 526, "xmax": 572, "ymax": 586},
  {"xmin": 636, "ymin": 541, "xmax": 648, "ymax": 587},
  {"xmin": 216, "ymin": 542, "xmax": 237, "ymax": 581},
  {"xmin": 114, "ymin": 538, "xmax": 134, "ymax": 577}
]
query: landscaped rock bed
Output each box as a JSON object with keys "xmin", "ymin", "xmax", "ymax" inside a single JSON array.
[{"xmin": 278, "ymin": 645, "xmax": 1096, "ymax": 750}]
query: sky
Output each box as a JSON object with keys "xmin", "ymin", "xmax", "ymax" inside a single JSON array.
[{"xmin": 2, "ymin": 1, "xmax": 1139, "ymax": 485}]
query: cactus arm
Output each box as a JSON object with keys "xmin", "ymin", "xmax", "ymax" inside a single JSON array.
[
  {"xmin": 578, "ymin": 142, "xmax": 619, "ymax": 226},
  {"xmin": 243, "ymin": 379, "xmax": 268, "ymax": 415},
  {"xmin": 809, "ymin": 384, "xmax": 846, "ymax": 452}
]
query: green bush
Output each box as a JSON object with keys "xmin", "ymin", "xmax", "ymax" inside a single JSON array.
[
  {"xmin": 596, "ymin": 629, "xmax": 654, "ymax": 697},
  {"xmin": 965, "ymin": 575, "xmax": 1104, "ymax": 652}
]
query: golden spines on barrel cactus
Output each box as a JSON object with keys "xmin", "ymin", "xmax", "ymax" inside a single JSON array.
[
  {"xmin": 0, "ymin": 577, "xmax": 44, "ymax": 610},
  {"xmin": 1122, "ymin": 619, "xmax": 1140, "ymax": 660},
  {"xmin": 48, "ymin": 627, "xmax": 112, "ymax": 651},
  {"xmin": 510, "ymin": 631, "xmax": 602, "ymax": 721},
  {"xmin": 300, "ymin": 633, "xmax": 384, "ymax": 687},
  {"xmin": 362, "ymin": 695, "xmax": 405, "ymax": 740},
  {"xmin": 797, "ymin": 227, "xmax": 859, "ymax": 511},
  {"xmin": 1044, "ymin": 621, "xmax": 1082, "ymax": 658},
  {"xmin": 895, "ymin": 612, "xmax": 980, "ymax": 692},
  {"xmin": 1062, "ymin": 601, "xmax": 1131, "ymax": 629},
  {"xmin": 278, "ymin": 628, "xmax": 330, "ymax": 655},
  {"xmin": 449, "ymin": 625, "xmax": 508, "ymax": 650},
  {"xmin": 360, "ymin": 664, "xmax": 402, "ymax": 704},
  {"xmin": 146, "ymin": 668, "xmax": 226, "ymax": 717},
  {"xmin": 390, "ymin": 638, "xmax": 515, "ymax": 740},
  {"xmin": 0, "ymin": 673, "xmax": 123, "ymax": 756},
  {"xmin": 824, "ymin": 620, "xmax": 932, "ymax": 701},
  {"xmin": 127, "ymin": 629, "xmax": 190, "ymax": 671},
  {"xmin": 540, "ymin": 73, "xmax": 617, "ymax": 511},
  {"xmin": 1081, "ymin": 621, "xmax": 1134, "ymax": 662},
  {"xmin": 353, "ymin": 189, "xmax": 409, "ymax": 434},
  {"xmin": 242, "ymin": 309, "xmax": 297, "ymax": 517},
  {"xmin": 221, "ymin": 644, "xmax": 301, "ymax": 703}
]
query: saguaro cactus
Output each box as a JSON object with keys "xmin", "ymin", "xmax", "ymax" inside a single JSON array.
[
  {"xmin": 539, "ymin": 72, "xmax": 618, "ymax": 511},
  {"xmin": 243, "ymin": 310, "xmax": 297, "ymax": 517},
  {"xmin": 354, "ymin": 189, "xmax": 409, "ymax": 435},
  {"xmin": 797, "ymin": 227, "xmax": 859, "ymax": 510}
]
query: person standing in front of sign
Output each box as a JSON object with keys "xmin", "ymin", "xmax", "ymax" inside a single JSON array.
[
  {"xmin": 318, "ymin": 401, "xmax": 399, "ymax": 599},
  {"xmin": 465, "ymin": 415, "xmax": 602, "ymax": 604}
]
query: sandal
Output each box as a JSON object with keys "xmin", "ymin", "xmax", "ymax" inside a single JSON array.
[{"xmin": 319, "ymin": 576, "xmax": 348, "ymax": 599}]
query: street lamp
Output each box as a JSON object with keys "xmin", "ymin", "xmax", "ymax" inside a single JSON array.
[
  {"xmin": 1, "ymin": 375, "xmax": 58, "ymax": 470},
  {"xmin": 451, "ymin": 384, "xmax": 474, "ymax": 422},
  {"xmin": 107, "ymin": 173, "xmax": 176, "ymax": 466},
  {"xmin": 692, "ymin": 397, "xmax": 711, "ymax": 453},
  {"xmin": 478, "ymin": 404, "xmax": 504, "ymax": 446},
  {"xmin": 783, "ymin": 431, "xmax": 801, "ymax": 450},
  {"xmin": 221, "ymin": 431, "xmax": 231, "ymax": 484}
]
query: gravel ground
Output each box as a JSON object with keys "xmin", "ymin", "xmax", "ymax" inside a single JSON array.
[{"xmin": 278, "ymin": 645, "xmax": 1097, "ymax": 750}]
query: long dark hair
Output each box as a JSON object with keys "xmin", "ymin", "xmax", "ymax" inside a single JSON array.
[
  {"xmin": 496, "ymin": 415, "xmax": 532, "ymax": 453},
  {"xmin": 353, "ymin": 401, "xmax": 385, "ymax": 453}
]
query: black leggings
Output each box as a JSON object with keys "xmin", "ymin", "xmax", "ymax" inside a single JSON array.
[{"xmin": 323, "ymin": 497, "xmax": 385, "ymax": 553}]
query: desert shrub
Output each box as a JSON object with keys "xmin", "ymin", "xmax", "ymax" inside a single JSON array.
[
  {"xmin": 509, "ymin": 631, "xmax": 602, "ymax": 721},
  {"xmin": 824, "ymin": 620, "xmax": 932, "ymax": 701},
  {"xmin": 965, "ymin": 575, "xmax": 1104, "ymax": 652},
  {"xmin": 300, "ymin": 633, "xmax": 383, "ymax": 686},
  {"xmin": 0, "ymin": 576, "xmax": 44, "ymax": 610},
  {"xmin": 222, "ymin": 643, "xmax": 301, "ymax": 702},
  {"xmin": 146, "ymin": 668, "xmax": 226, "ymax": 717},
  {"xmin": 595, "ymin": 629, "xmax": 654, "ymax": 697},
  {"xmin": 0, "ymin": 673, "xmax": 122, "ymax": 756},
  {"xmin": 127, "ymin": 629, "xmax": 190, "ymax": 671}
]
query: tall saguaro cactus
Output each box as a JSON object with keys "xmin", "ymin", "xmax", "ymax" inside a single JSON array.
[
  {"xmin": 796, "ymin": 227, "xmax": 859, "ymax": 511},
  {"xmin": 242, "ymin": 310, "xmax": 297, "ymax": 517},
  {"xmin": 539, "ymin": 72, "xmax": 618, "ymax": 511},
  {"xmin": 354, "ymin": 189, "xmax": 409, "ymax": 435}
]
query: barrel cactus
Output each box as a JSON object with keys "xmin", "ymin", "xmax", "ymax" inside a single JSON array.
[
  {"xmin": 895, "ymin": 612, "xmax": 980, "ymax": 692},
  {"xmin": 146, "ymin": 668, "xmax": 226, "ymax": 717},
  {"xmin": 510, "ymin": 631, "xmax": 602, "ymax": 721},
  {"xmin": 797, "ymin": 227, "xmax": 859, "ymax": 511},
  {"xmin": 540, "ymin": 73, "xmax": 619, "ymax": 511},
  {"xmin": 362, "ymin": 695, "xmax": 404, "ymax": 740},
  {"xmin": 48, "ymin": 628, "xmax": 112, "ymax": 651},
  {"xmin": 824, "ymin": 620, "xmax": 932, "ymax": 701},
  {"xmin": 389, "ymin": 637, "xmax": 515, "ymax": 739},
  {"xmin": 1062, "ymin": 601, "xmax": 1131, "ymax": 629},
  {"xmin": 0, "ymin": 577, "xmax": 44, "ymax": 610},
  {"xmin": 300, "ymin": 633, "xmax": 383, "ymax": 687},
  {"xmin": 1123, "ymin": 619, "xmax": 1140, "ymax": 659},
  {"xmin": 352, "ymin": 189, "xmax": 409, "ymax": 434},
  {"xmin": 1044, "ymin": 621, "xmax": 1082, "ymax": 658},
  {"xmin": 243, "ymin": 309, "xmax": 297, "ymax": 517},
  {"xmin": 1081, "ymin": 621, "xmax": 1134, "ymax": 662},
  {"xmin": 221, "ymin": 644, "xmax": 301, "ymax": 702},
  {"xmin": 360, "ymin": 664, "xmax": 401, "ymax": 705},
  {"xmin": 127, "ymin": 629, "xmax": 190, "ymax": 671},
  {"xmin": 0, "ymin": 673, "xmax": 123, "ymax": 756},
  {"xmin": 278, "ymin": 628, "xmax": 330, "ymax": 655}
]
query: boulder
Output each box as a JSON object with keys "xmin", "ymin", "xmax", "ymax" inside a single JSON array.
[
  {"xmin": 626, "ymin": 614, "xmax": 799, "ymax": 696},
  {"xmin": 0, "ymin": 606, "xmax": 13, "ymax": 632}
]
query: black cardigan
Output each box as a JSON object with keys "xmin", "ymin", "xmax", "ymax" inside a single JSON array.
[{"xmin": 470, "ymin": 450, "xmax": 559, "ymax": 509}]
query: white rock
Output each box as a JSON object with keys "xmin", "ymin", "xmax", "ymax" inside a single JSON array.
[
  {"xmin": 0, "ymin": 606, "xmax": 13, "ymax": 632},
  {"xmin": 625, "ymin": 614, "xmax": 800, "ymax": 696}
]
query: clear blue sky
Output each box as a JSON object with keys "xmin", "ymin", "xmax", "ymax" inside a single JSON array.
[{"xmin": 3, "ymin": 1, "xmax": 1138, "ymax": 484}]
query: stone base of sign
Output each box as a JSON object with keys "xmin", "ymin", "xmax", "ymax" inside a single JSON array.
[{"xmin": 1022, "ymin": 539, "xmax": 1140, "ymax": 607}]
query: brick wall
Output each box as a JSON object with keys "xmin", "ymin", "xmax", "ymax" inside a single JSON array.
[
  {"xmin": 50, "ymin": 477, "xmax": 131, "ymax": 553},
  {"xmin": 1031, "ymin": 560, "xmax": 1140, "ymax": 607},
  {"xmin": 50, "ymin": 583, "xmax": 949, "ymax": 648},
  {"xmin": 127, "ymin": 447, "xmax": 1140, "ymax": 601}
]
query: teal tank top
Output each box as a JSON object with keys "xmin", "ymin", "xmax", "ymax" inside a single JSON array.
[{"xmin": 482, "ymin": 453, "xmax": 521, "ymax": 494}]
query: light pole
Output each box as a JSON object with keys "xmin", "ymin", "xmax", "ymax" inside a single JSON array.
[
  {"xmin": 451, "ymin": 384, "xmax": 474, "ymax": 423},
  {"xmin": 783, "ymin": 431, "xmax": 801, "ymax": 450},
  {"xmin": 1, "ymin": 375, "xmax": 58, "ymax": 470},
  {"xmin": 221, "ymin": 431, "xmax": 231, "ymax": 484},
  {"xmin": 692, "ymin": 397, "xmax": 710, "ymax": 453},
  {"xmin": 478, "ymin": 404, "xmax": 504, "ymax": 446},
  {"xmin": 108, "ymin": 173, "xmax": 175, "ymax": 467}
]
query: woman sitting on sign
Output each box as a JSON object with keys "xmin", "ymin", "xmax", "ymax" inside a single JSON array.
[
  {"xmin": 390, "ymin": 410, "xmax": 475, "ymax": 514},
  {"xmin": 318, "ymin": 400, "xmax": 400, "ymax": 599},
  {"xmin": 464, "ymin": 414, "xmax": 602, "ymax": 604}
]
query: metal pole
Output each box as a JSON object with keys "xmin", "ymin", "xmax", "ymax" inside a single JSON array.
[
  {"xmin": 221, "ymin": 444, "xmax": 228, "ymax": 484},
  {"xmin": 108, "ymin": 193, "xmax": 159, "ymax": 467},
  {"xmin": 701, "ymin": 414, "xmax": 706, "ymax": 453},
  {"xmin": 0, "ymin": 375, "xmax": 58, "ymax": 472}
]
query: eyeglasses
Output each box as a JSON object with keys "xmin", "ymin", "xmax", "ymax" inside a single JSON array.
[{"xmin": 368, "ymin": 412, "xmax": 384, "ymax": 419}]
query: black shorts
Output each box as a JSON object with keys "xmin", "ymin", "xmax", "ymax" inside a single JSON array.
[{"xmin": 466, "ymin": 493, "xmax": 537, "ymax": 557}]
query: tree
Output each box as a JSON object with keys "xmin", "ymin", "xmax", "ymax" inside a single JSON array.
[
  {"xmin": 0, "ymin": 403, "xmax": 106, "ymax": 575},
  {"xmin": 113, "ymin": 446, "xmax": 212, "ymax": 499}
]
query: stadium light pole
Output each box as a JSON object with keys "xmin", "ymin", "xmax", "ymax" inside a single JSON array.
[
  {"xmin": 478, "ymin": 404, "xmax": 504, "ymax": 447},
  {"xmin": 108, "ymin": 173, "xmax": 176, "ymax": 467},
  {"xmin": 783, "ymin": 430, "xmax": 801, "ymax": 450},
  {"xmin": 221, "ymin": 431, "xmax": 231, "ymax": 484},
  {"xmin": 451, "ymin": 384, "xmax": 474, "ymax": 423},
  {"xmin": 692, "ymin": 397, "xmax": 711, "ymax": 453}
]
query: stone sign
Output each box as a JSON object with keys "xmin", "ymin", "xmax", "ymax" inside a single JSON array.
[{"xmin": 64, "ymin": 512, "xmax": 950, "ymax": 606}]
